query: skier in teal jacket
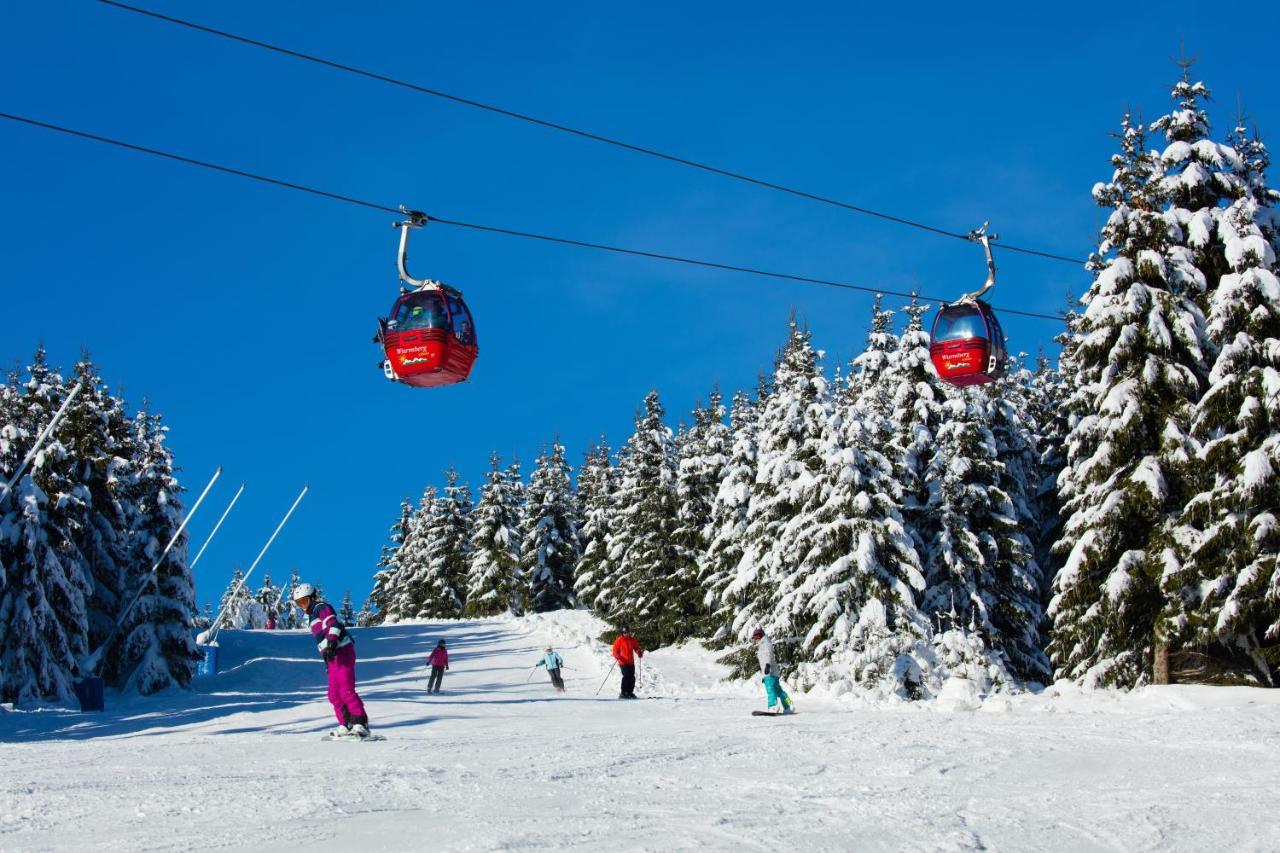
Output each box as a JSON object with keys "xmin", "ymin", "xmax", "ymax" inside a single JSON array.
[{"xmin": 534, "ymin": 646, "xmax": 566, "ymax": 692}]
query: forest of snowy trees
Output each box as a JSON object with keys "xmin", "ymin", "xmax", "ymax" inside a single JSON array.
[
  {"xmin": 368, "ymin": 70, "xmax": 1280, "ymax": 696},
  {"xmin": 0, "ymin": 349, "xmax": 199, "ymax": 704}
]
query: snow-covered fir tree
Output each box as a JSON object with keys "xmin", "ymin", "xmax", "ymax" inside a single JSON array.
[
  {"xmin": 368, "ymin": 497, "xmax": 413, "ymax": 625},
  {"xmin": 724, "ymin": 321, "xmax": 830, "ymax": 650},
  {"xmin": 849, "ymin": 295, "xmax": 898, "ymax": 449},
  {"xmin": 1173, "ymin": 113, "xmax": 1280, "ymax": 683},
  {"xmin": 596, "ymin": 391, "xmax": 680, "ymax": 641},
  {"xmin": 0, "ymin": 355, "xmax": 90, "ymax": 703},
  {"xmin": 401, "ymin": 471, "xmax": 472, "ymax": 620},
  {"xmin": 667, "ymin": 392, "xmax": 729, "ymax": 640},
  {"xmin": 218, "ymin": 568, "xmax": 255, "ymax": 630},
  {"xmin": 339, "ymin": 590, "xmax": 356, "ymax": 625},
  {"xmin": 1050, "ymin": 110, "xmax": 1209, "ymax": 687},
  {"xmin": 520, "ymin": 441, "xmax": 581, "ymax": 613},
  {"xmin": 701, "ymin": 390, "xmax": 759, "ymax": 644},
  {"xmin": 465, "ymin": 453, "xmax": 525, "ymax": 616},
  {"xmin": 885, "ymin": 297, "xmax": 951, "ymax": 564},
  {"xmin": 572, "ymin": 440, "xmax": 614, "ymax": 609},
  {"xmin": 384, "ymin": 487, "xmax": 435, "ymax": 622},
  {"xmin": 921, "ymin": 393, "xmax": 1047, "ymax": 684},
  {"xmin": 105, "ymin": 407, "xmax": 200, "ymax": 693}
]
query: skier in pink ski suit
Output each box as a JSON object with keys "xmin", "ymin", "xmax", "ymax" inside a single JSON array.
[{"xmin": 293, "ymin": 583, "xmax": 370, "ymax": 738}]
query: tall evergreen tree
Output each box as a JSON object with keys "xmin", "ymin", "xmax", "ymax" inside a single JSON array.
[
  {"xmin": 386, "ymin": 487, "xmax": 436, "ymax": 621},
  {"xmin": 465, "ymin": 453, "xmax": 525, "ymax": 616},
  {"xmin": 1174, "ymin": 116, "xmax": 1280, "ymax": 682},
  {"xmin": 701, "ymin": 391, "xmax": 759, "ymax": 644},
  {"xmin": 107, "ymin": 408, "xmax": 200, "ymax": 693},
  {"xmin": 409, "ymin": 470, "xmax": 472, "ymax": 619},
  {"xmin": 573, "ymin": 440, "xmax": 615, "ymax": 609},
  {"xmin": 1050, "ymin": 111, "xmax": 1209, "ymax": 687},
  {"xmin": 521, "ymin": 441, "xmax": 582, "ymax": 612},
  {"xmin": 368, "ymin": 497, "xmax": 413, "ymax": 625},
  {"xmin": 339, "ymin": 590, "xmax": 356, "ymax": 626},
  {"xmin": 597, "ymin": 391, "xmax": 679, "ymax": 642}
]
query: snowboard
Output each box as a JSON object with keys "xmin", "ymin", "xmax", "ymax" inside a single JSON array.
[
  {"xmin": 752, "ymin": 710, "xmax": 797, "ymax": 717},
  {"xmin": 323, "ymin": 733, "xmax": 387, "ymax": 742}
]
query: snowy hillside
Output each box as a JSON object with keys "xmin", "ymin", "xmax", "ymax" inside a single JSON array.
[{"xmin": 3, "ymin": 612, "xmax": 1279, "ymax": 851}]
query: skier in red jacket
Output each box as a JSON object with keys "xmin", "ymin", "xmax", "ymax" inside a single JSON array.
[
  {"xmin": 426, "ymin": 640, "xmax": 449, "ymax": 693},
  {"xmin": 610, "ymin": 627, "xmax": 644, "ymax": 699}
]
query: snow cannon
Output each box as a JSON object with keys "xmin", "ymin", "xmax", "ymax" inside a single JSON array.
[
  {"xmin": 73, "ymin": 676, "xmax": 105, "ymax": 712},
  {"xmin": 196, "ymin": 642, "xmax": 220, "ymax": 678}
]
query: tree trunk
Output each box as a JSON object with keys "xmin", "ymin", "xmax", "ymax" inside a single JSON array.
[{"xmin": 1153, "ymin": 641, "xmax": 1170, "ymax": 685}]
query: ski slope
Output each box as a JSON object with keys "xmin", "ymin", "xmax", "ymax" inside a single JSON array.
[{"xmin": 2, "ymin": 611, "xmax": 1279, "ymax": 852}]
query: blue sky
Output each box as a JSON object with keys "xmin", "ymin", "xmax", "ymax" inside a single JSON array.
[{"xmin": 3, "ymin": 1, "xmax": 1277, "ymax": 609}]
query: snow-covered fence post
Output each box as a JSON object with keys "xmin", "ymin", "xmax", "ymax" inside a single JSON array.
[{"xmin": 205, "ymin": 484, "xmax": 309, "ymax": 642}]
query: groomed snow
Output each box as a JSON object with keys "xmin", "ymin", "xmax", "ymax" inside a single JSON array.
[{"xmin": 3, "ymin": 611, "xmax": 1279, "ymax": 851}]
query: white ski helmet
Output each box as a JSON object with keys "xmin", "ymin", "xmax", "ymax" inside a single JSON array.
[{"xmin": 292, "ymin": 583, "xmax": 316, "ymax": 602}]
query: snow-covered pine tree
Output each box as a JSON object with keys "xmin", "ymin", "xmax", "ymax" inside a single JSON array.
[
  {"xmin": 1173, "ymin": 114, "xmax": 1280, "ymax": 683},
  {"xmin": 106, "ymin": 407, "xmax": 200, "ymax": 693},
  {"xmin": 384, "ymin": 487, "xmax": 435, "ymax": 622},
  {"xmin": 256, "ymin": 573, "xmax": 282, "ymax": 624},
  {"xmin": 921, "ymin": 393, "xmax": 1047, "ymax": 684},
  {"xmin": 339, "ymin": 590, "xmax": 355, "ymax": 625},
  {"xmin": 773, "ymin": 366, "xmax": 930, "ymax": 695},
  {"xmin": 1050, "ymin": 111, "xmax": 1209, "ymax": 687},
  {"xmin": 666, "ymin": 392, "xmax": 729, "ymax": 640},
  {"xmin": 0, "ymin": 353, "xmax": 90, "ymax": 703},
  {"xmin": 521, "ymin": 441, "xmax": 582, "ymax": 613},
  {"xmin": 278, "ymin": 567, "xmax": 303, "ymax": 628},
  {"xmin": 573, "ymin": 439, "xmax": 614, "ymax": 609},
  {"xmin": 368, "ymin": 497, "xmax": 413, "ymax": 625},
  {"xmin": 465, "ymin": 453, "xmax": 524, "ymax": 616},
  {"xmin": 406, "ymin": 470, "xmax": 472, "ymax": 619},
  {"xmin": 355, "ymin": 596, "xmax": 375, "ymax": 627},
  {"xmin": 596, "ymin": 391, "xmax": 679, "ymax": 641},
  {"xmin": 885, "ymin": 297, "xmax": 951, "ymax": 564},
  {"xmin": 849, "ymin": 295, "xmax": 898, "ymax": 449},
  {"xmin": 56, "ymin": 354, "xmax": 137, "ymax": 657},
  {"xmin": 218, "ymin": 567, "xmax": 255, "ymax": 629},
  {"xmin": 701, "ymin": 391, "xmax": 758, "ymax": 645},
  {"xmin": 725, "ymin": 320, "xmax": 829, "ymax": 651},
  {"xmin": 1026, "ymin": 338, "xmax": 1073, "ymax": 601}
]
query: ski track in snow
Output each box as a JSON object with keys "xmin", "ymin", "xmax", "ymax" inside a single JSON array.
[{"xmin": 2, "ymin": 611, "xmax": 1279, "ymax": 852}]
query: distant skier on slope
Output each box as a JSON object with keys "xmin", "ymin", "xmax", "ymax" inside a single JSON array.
[
  {"xmin": 753, "ymin": 628, "xmax": 793, "ymax": 715},
  {"xmin": 426, "ymin": 640, "xmax": 449, "ymax": 694},
  {"xmin": 294, "ymin": 583, "xmax": 371, "ymax": 739},
  {"xmin": 611, "ymin": 627, "xmax": 644, "ymax": 699},
  {"xmin": 534, "ymin": 646, "xmax": 566, "ymax": 692}
]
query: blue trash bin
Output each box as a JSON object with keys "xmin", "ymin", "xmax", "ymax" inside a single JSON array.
[
  {"xmin": 197, "ymin": 644, "xmax": 219, "ymax": 678},
  {"xmin": 73, "ymin": 676, "xmax": 105, "ymax": 712}
]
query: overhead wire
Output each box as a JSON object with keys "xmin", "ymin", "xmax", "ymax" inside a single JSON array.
[
  {"xmin": 0, "ymin": 111, "xmax": 1066, "ymax": 321},
  {"xmin": 95, "ymin": 0, "xmax": 1088, "ymax": 267}
]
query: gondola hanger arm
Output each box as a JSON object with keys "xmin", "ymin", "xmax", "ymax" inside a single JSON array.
[
  {"xmin": 957, "ymin": 221, "xmax": 998, "ymax": 304},
  {"xmin": 395, "ymin": 205, "xmax": 439, "ymax": 291}
]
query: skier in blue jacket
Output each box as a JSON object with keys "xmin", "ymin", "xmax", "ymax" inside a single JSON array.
[{"xmin": 534, "ymin": 646, "xmax": 566, "ymax": 692}]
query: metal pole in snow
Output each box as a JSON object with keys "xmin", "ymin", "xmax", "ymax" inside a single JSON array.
[
  {"xmin": 3, "ymin": 382, "xmax": 83, "ymax": 491},
  {"xmin": 190, "ymin": 483, "xmax": 245, "ymax": 568},
  {"xmin": 86, "ymin": 466, "xmax": 223, "ymax": 675},
  {"xmin": 208, "ymin": 484, "xmax": 309, "ymax": 641}
]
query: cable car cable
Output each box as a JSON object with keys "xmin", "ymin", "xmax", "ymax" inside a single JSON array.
[
  {"xmin": 0, "ymin": 111, "xmax": 1066, "ymax": 322},
  {"xmin": 95, "ymin": 0, "xmax": 1087, "ymax": 267}
]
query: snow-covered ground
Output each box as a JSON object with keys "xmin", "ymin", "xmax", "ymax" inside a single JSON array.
[{"xmin": 2, "ymin": 612, "xmax": 1278, "ymax": 852}]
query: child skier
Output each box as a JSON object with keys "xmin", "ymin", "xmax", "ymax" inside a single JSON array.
[
  {"xmin": 753, "ymin": 628, "xmax": 793, "ymax": 714},
  {"xmin": 534, "ymin": 646, "xmax": 566, "ymax": 692},
  {"xmin": 294, "ymin": 583, "xmax": 371, "ymax": 738},
  {"xmin": 426, "ymin": 640, "xmax": 449, "ymax": 693}
]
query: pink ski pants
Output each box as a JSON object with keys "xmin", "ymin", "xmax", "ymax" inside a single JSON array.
[{"xmin": 326, "ymin": 644, "xmax": 367, "ymax": 725}]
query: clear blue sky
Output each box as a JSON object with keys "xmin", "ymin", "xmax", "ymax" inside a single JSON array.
[{"xmin": 3, "ymin": 1, "xmax": 1277, "ymax": 609}]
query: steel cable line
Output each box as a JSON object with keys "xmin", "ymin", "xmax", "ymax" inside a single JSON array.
[
  {"xmin": 96, "ymin": 0, "xmax": 1087, "ymax": 267},
  {"xmin": 0, "ymin": 111, "xmax": 1066, "ymax": 321}
]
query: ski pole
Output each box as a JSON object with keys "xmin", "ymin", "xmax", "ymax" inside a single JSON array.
[
  {"xmin": 525, "ymin": 665, "xmax": 538, "ymax": 683},
  {"xmin": 594, "ymin": 660, "xmax": 617, "ymax": 696},
  {"xmin": 3, "ymin": 381, "xmax": 83, "ymax": 491}
]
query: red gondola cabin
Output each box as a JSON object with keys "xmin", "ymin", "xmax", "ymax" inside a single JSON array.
[
  {"xmin": 929, "ymin": 299, "xmax": 1007, "ymax": 387},
  {"xmin": 378, "ymin": 287, "xmax": 478, "ymax": 388}
]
